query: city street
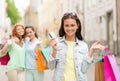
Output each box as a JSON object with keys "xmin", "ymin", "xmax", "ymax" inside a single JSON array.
[
  {"xmin": 0, "ymin": 0, "xmax": 120, "ymax": 81},
  {"xmin": 0, "ymin": 55, "xmax": 120, "ymax": 81}
]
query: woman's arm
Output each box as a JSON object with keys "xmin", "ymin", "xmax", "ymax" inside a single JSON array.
[
  {"xmin": 48, "ymin": 39, "xmax": 58, "ymax": 70},
  {"xmin": 50, "ymin": 39, "xmax": 58, "ymax": 58},
  {"xmin": 48, "ymin": 48, "xmax": 58, "ymax": 70},
  {"xmin": 0, "ymin": 39, "xmax": 12, "ymax": 55},
  {"xmin": 81, "ymin": 40, "xmax": 104, "ymax": 73}
]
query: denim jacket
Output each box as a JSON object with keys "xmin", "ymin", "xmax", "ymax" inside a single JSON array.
[{"xmin": 48, "ymin": 36, "xmax": 93, "ymax": 81}]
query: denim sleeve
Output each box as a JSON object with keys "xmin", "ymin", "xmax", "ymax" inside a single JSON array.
[
  {"xmin": 48, "ymin": 48, "xmax": 58, "ymax": 70},
  {"xmin": 81, "ymin": 55, "xmax": 93, "ymax": 73},
  {"xmin": 80, "ymin": 43, "xmax": 93, "ymax": 73}
]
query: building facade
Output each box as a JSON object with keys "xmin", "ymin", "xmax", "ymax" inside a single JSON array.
[
  {"xmin": 24, "ymin": 0, "xmax": 83, "ymax": 39},
  {"xmin": 84, "ymin": 0, "xmax": 119, "ymax": 55},
  {"xmin": 0, "ymin": 0, "xmax": 11, "ymax": 44},
  {"xmin": 117, "ymin": 0, "xmax": 120, "ymax": 54},
  {"xmin": 24, "ymin": 0, "xmax": 40, "ymax": 31}
]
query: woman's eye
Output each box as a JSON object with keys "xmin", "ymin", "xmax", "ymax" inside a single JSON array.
[
  {"xmin": 26, "ymin": 32, "xmax": 30, "ymax": 34},
  {"xmin": 71, "ymin": 24, "xmax": 75, "ymax": 27},
  {"xmin": 65, "ymin": 24, "xmax": 69, "ymax": 27}
]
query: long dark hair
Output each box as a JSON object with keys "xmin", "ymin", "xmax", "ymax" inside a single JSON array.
[
  {"xmin": 59, "ymin": 12, "xmax": 83, "ymax": 40},
  {"xmin": 25, "ymin": 25, "xmax": 38, "ymax": 38}
]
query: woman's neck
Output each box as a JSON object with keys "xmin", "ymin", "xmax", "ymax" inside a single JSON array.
[
  {"xmin": 65, "ymin": 36, "xmax": 76, "ymax": 41},
  {"xmin": 14, "ymin": 36, "xmax": 22, "ymax": 42},
  {"xmin": 17, "ymin": 35, "xmax": 23, "ymax": 41},
  {"xmin": 30, "ymin": 36, "xmax": 37, "ymax": 42}
]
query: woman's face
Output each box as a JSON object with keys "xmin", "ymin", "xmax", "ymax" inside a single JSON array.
[
  {"xmin": 63, "ymin": 18, "xmax": 78, "ymax": 38},
  {"xmin": 16, "ymin": 26, "xmax": 24, "ymax": 36},
  {"xmin": 25, "ymin": 28, "xmax": 35, "ymax": 39}
]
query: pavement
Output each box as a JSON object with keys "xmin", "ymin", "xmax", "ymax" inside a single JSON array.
[
  {"xmin": 0, "ymin": 55, "xmax": 120, "ymax": 81},
  {"xmin": 0, "ymin": 65, "xmax": 8, "ymax": 81}
]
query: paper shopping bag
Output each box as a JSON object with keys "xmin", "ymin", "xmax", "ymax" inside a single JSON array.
[
  {"xmin": 41, "ymin": 47, "xmax": 50, "ymax": 62},
  {"xmin": 94, "ymin": 62, "xmax": 104, "ymax": 81},
  {"xmin": 36, "ymin": 47, "xmax": 48, "ymax": 71},
  {"xmin": 104, "ymin": 48, "xmax": 120, "ymax": 81}
]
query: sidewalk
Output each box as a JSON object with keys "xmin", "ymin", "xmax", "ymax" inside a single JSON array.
[{"xmin": 0, "ymin": 65, "xmax": 8, "ymax": 81}]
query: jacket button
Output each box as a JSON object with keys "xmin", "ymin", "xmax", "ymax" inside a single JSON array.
[
  {"xmin": 76, "ymin": 66, "xmax": 78, "ymax": 68},
  {"xmin": 75, "ymin": 58, "xmax": 77, "ymax": 60}
]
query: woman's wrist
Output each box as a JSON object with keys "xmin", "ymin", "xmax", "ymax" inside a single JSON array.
[
  {"xmin": 52, "ymin": 49, "xmax": 57, "ymax": 58},
  {"xmin": 90, "ymin": 47, "xmax": 94, "ymax": 52},
  {"xmin": 5, "ymin": 43, "xmax": 10, "ymax": 48},
  {"xmin": 53, "ymin": 48, "xmax": 57, "ymax": 51},
  {"xmin": 88, "ymin": 48, "xmax": 94, "ymax": 57}
]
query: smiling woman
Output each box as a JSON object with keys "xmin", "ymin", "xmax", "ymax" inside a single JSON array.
[
  {"xmin": 0, "ymin": 23, "xmax": 26, "ymax": 81},
  {"xmin": 14, "ymin": 0, "xmax": 30, "ymax": 12},
  {"xmin": 48, "ymin": 12, "xmax": 104, "ymax": 81}
]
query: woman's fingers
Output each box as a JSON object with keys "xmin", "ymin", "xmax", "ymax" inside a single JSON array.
[
  {"xmin": 91, "ymin": 40, "xmax": 105, "ymax": 50},
  {"xmin": 50, "ymin": 39, "xmax": 58, "ymax": 50},
  {"xmin": 94, "ymin": 40, "xmax": 101, "ymax": 45}
]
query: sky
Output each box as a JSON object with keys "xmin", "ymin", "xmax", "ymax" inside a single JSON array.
[{"xmin": 14, "ymin": 0, "xmax": 30, "ymax": 12}]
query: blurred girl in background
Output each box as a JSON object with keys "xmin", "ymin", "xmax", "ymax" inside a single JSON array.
[
  {"xmin": 24, "ymin": 25, "xmax": 44, "ymax": 81},
  {"xmin": 0, "ymin": 23, "xmax": 26, "ymax": 81}
]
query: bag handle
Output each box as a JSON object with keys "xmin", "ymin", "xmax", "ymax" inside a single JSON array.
[{"xmin": 104, "ymin": 47, "xmax": 112, "ymax": 55}]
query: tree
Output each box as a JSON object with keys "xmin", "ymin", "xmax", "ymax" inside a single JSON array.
[{"xmin": 6, "ymin": 0, "xmax": 21, "ymax": 25}]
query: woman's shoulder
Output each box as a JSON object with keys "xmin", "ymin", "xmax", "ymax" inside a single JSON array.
[
  {"xmin": 57, "ymin": 37, "xmax": 63, "ymax": 40},
  {"xmin": 57, "ymin": 36, "xmax": 65, "ymax": 41},
  {"xmin": 77, "ymin": 40, "xmax": 88, "ymax": 47},
  {"xmin": 25, "ymin": 38, "xmax": 40, "ymax": 44},
  {"xmin": 78, "ymin": 40, "xmax": 87, "ymax": 44},
  {"xmin": 12, "ymin": 37, "xmax": 20, "ymax": 43}
]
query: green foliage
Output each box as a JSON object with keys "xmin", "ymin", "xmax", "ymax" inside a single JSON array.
[{"xmin": 6, "ymin": 0, "xmax": 21, "ymax": 25}]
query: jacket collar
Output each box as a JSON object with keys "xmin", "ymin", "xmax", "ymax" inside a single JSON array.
[{"xmin": 59, "ymin": 36, "xmax": 80, "ymax": 45}]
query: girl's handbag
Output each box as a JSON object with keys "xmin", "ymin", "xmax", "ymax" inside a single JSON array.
[
  {"xmin": 0, "ymin": 44, "xmax": 10, "ymax": 65},
  {"xmin": 104, "ymin": 47, "xmax": 120, "ymax": 81},
  {"xmin": 36, "ymin": 47, "xmax": 48, "ymax": 71}
]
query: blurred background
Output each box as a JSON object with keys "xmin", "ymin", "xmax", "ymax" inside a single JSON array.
[{"xmin": 0, "ymin": 0, "xmax": 120, "ymax": 81}]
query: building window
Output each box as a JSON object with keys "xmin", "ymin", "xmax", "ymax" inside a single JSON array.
[{"xmin": 97, "ymin": 16, "xmax": 102, "ymax": 23}]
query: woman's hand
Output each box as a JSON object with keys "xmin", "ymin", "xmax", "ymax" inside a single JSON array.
[
  {"xmin": 50, "ymin": 39, "xmax": 58, "ymax": 58},
  {"xmin": 0, "ymin": 39, "xmax": 12, "ymax": 55},
  {"xmin": 90, "ymin": 40, "xmax": 104, "ymax": 51},
  {"xmin": 88, "ymin": 40, "xmax": 104, "ymax": 57},
  {"xmin": 6, "ymin": 39, "xmax": 12, "ymax": 46},
  {"xmin": 50, "ymin": 39, "xmax": 58, "ymax": 51}
]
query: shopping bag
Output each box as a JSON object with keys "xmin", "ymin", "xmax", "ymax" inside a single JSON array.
[
  {"xmin": 94, "ymin": 57, "xmax": 104, "ymax": 81},
  {"xmin": 104, "ymin": 47, "xmax": 120, "ymax": 81},
  {"xmin": 36, "ymin": 47, "xmax": 48, "ymax": 71},
  {"xmin": 41, "ymin": 47, "xmax": 50, "ymax": 62},
  {"xmin": 0, "ymin": 44, "xmax": 10, "ymax": 65},
  {"xmin": 94, "ymin": 62, "xmax": 104, "ymax": 81}
]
